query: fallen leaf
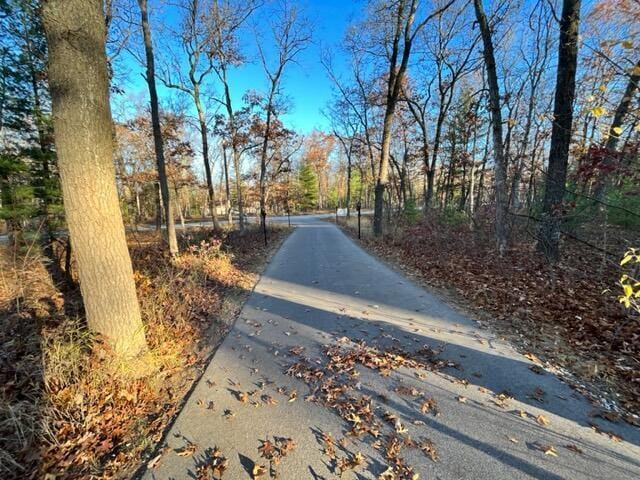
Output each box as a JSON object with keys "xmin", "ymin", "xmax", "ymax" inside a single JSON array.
[
  {"xmin": 175, "ymin": 443, "xmax": 197, "ymax": 457},
  {"xmin": 252, "ymin": 463, "xmax": 267, "ymax": 479},
  {"xmin": 564, "ymin": 444, "xmax": 583, "ymax": 454},
  {"xmin": 420, "ymin": 398, "xmax": 439, "ymax": 416},
  {"xmin": 262, "ymin": 395, "xmax": 278, "ymax": 405},
  {"xmin": 147, "ymin": 454, "xmax": 162, "ymax": 469},
  {"xmin": 536, "ymin": 414, "xmax": 550, "ymax": 426},
  {"xmin": 419, "ymin": 438, "xmax": 438, "ymax": 461}
]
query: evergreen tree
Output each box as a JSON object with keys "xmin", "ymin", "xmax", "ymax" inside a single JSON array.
[
  {"xmin": 0, "ymin": 0, "xmax": 61, "ymax": 238},
  {"xmin": 298, "ymin": 163, "xmax": 318, "ymax": 211}
]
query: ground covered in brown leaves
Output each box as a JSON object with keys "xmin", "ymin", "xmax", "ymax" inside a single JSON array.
[
  {"xmin": 286, "ymin": 338, "xmax": 444, "ymax": 479},
  {"xmin": 0, "ymin": 225, "xmax": 290, "ymax": 479},
  {"xmin": 339, "ymin": 212, "xmax": 640, "ymax": 420}
]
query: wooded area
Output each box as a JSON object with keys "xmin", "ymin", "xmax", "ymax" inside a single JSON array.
[{"xmin": 1, "ymin": 0, "xmax": 638, "ymax": 478}]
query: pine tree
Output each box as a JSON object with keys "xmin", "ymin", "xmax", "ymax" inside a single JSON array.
[
  {"xmin": 298, "ymin": 163, "xmax": 318, "ymax": 211},
  {"xmin": 0, "ymin": 0, "xmax": 61, "ymax": 239}
]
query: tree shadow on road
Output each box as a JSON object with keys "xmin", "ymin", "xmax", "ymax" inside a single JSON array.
[{"xmin": 236, "ymin": 280, "xmax": 640, "ymax": 479}]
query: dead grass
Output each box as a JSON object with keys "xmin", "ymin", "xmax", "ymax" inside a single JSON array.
[{"xmin": 0, "ymin": 224, "xmax": 291, "ymax": 479}]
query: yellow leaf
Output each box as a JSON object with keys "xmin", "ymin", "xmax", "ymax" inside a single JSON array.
[
  {"xmin": 536, "ymin": 414, "xmax": 550, "ymax": 426},
  {"xmin": 590, "ymin": 106, "xmax": 606, "ymax": 118},
  {"xmin": 612, "ymin": 126, "xmax": 623, "ymax": 136},
  {"xmin": 252, "ymin": 464, "xmax": 267, "ymax": 479},
  {"xmin": 621, "ymin": 40, "xmax": 634, "ymax": 49}
]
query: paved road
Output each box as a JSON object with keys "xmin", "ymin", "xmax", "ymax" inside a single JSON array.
[
  {"xmin": 0, "ymin": 213, "xmax": 329, "ymax": 243},
  {"xmin": 143, "ymin": 215, "xmax": 640, "ymax": 480}
]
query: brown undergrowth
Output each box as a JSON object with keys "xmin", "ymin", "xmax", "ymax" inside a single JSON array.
[
  {"xmin": 0, "ymin": 224, "xmax": 290, "ymax": 479},
  {"xmin": 337, "ymin": 211, "xmax": 640, "ymax": 420}
]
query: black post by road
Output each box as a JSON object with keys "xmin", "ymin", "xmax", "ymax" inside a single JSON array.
[
  {"xmin": 287, "ymin": 208, "xmax": 290, "ymax": 227},
  {"xmin": 261, "ymin": 209, "xmax": 267, "ymax": 246},
  {"xmin": 356, "ymin": 201, "xmax": 361, "ymax": 239}
]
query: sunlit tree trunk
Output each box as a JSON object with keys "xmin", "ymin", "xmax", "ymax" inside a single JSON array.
[
  {"xmin": 374, "ymin": 0, "xmax": 418, "ymax": 236},
  {"xmin": 43, "ymin": 0, "xmax": 147, "ymax": 357}
]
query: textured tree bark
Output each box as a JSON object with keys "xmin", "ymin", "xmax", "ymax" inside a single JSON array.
[
  {"xmin": 474, "ymin": 0, "xmax": 509, "ymax": 256},
  {"xmin": 42, "ymin": 0, "xmax": 147, "ymax": 357},
  {"xmin": 138, "ymin": 0, "xmax": 179, "ymax": 255},
  {"xmin": 537, "ymin": 0, "xmax": 581, "ymax": 260}
]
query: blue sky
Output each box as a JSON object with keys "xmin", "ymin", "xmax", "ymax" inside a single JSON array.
[{"xmin": 113, "ymin": 0, "xmax": 363, "ymax": 134}]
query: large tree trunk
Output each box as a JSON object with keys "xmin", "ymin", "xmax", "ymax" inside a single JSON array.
[
  {"xmin": 474, "ymin": 0, "xmax": 509, "ymax": 256},
  {"xmin": 374, "ymin": 0, "xmax": 416, "ymax": 236},
  {"xmin": 537, "ymin": 0, "xmax": 581, "ymax": 260},
  {"xmin": 374, "ymin": 99, "xmax": 396, "ymax": 235},
  {"xmin": 42, "ymin": 0, "xmax": 147, "ymax": 357},
  {"xmin": 138, "ymin": 0, "xmax": 179, "ymax": 255}
]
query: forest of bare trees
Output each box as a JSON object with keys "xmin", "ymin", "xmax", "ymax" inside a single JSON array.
[
  {"xmin": 1, "ymin": 0, "xmax": 639, "ymax": 478},
  {"xmin": 5, "ymin": 0, "xmax": 636, "ymax": 259}
]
